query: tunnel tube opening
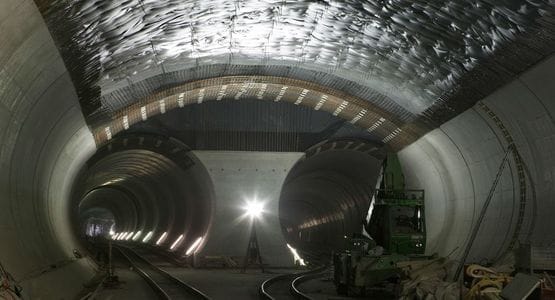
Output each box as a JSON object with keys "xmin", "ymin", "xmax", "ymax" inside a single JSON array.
[
  {"xmin": 70, "ymin": 134, "xmax": 215, "ymax": 257},
  {"xmin": 279, "ymin": 139, "xmax": 386, "ymax": 264}
]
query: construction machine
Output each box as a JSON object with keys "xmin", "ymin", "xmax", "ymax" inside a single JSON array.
[{"xmin": 334, "ymin": 153, "xmax": 427, "ymax": 296}]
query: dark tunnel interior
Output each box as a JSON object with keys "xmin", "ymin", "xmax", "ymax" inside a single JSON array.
[
  {"xmin": 0, "ymin": 0, "xmax": 554, "ymax": 298},
  {"xmin": 71, "ymin": 134, "xmax": 215, "ymax": 256},
  {"xmin": 279, "ymin": 140, "xmax": 385, "ymax": 263}
]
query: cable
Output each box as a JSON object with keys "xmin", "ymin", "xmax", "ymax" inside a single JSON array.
[
  {"xmin": 454, "ymin": 145, "xmax": 514, "ymax": 281},
  {"xmin": 0, "ymin": 261, "xmax": 21, "ymax": 300}
]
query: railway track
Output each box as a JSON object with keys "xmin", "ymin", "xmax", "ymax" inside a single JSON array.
[
  {"xmin": 115, "ymin": 245, "xmax": 211, "ymax": 300},
  {"xmin": 259, "ymin": 266, "xmax": 328, "ymax": 300}
]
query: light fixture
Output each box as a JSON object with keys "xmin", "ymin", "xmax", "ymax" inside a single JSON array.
[
  {"xmin": 142, "ymin": 231, "xmax": 154, "ymax": 243},
  {"xmin": 185, "ymin": 237, "xmax": 204, "ymax": 256},
  {"xmin": 132, "ymin": 231, "xmax": 142, "ymax": 241},
  {"xmin": 287, "ymin": 244, "xmax": 306, "ymax": 266},
  {"xmin": 244, "ymin": 200, "xmax": 264, "ymax": 219},
  {"xmin": 125, "ymin": 232, "xmax": 134, "ymax": 240},
  {"xmin": 156, "ymin": 232, "xmax": 168, "ymax": 245},
  {"xmin": 170, "ymin": 235, "xmax": 184, "ymax": 250}
]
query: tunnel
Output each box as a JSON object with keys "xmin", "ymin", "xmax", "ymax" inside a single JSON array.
[
  {"xmin": 279, "ymin": 139, "xmax": 385, "ymax": 263},
  {"xmin": 72, "ymin": 134, "xmax": 215, "ymax": 254},
  {"xmin": 0, "ymin": 0, "xmax": 554, "ymax": 298}
]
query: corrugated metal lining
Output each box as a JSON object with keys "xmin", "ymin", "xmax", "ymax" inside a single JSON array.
[{"xmin": 36, "ymin": 0, "xmax": 555, "ymax": 149}]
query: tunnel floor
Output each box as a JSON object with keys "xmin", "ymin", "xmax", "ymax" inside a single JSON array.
[
  {"xmin": 93, "ymin": 266, "xmax": 396, "ymax": 299},
  {"xmin": 95, "ymin": 264, "xmax": 295, "ymax": 299},
  {"xmin": 93, "ymin": 265, "xmax": 159, "ymax": 300}
]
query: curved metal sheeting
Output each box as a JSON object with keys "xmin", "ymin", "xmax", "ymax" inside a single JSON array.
[{"xmin": 37, "ymin": 0, "xmax": 555, "ymax": 147}]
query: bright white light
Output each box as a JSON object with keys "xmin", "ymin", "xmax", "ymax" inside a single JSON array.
[
  {"xmin": 156, "ymin": 232, "xmax": 168, "ymax": 245},
  {"xmin": 109, "ymin": 229, "xmax": 115, "ymax": 236},
  {"xmin": 117, "ymin": 232, "xmax": 126, "ymax": 240},
  {"xmin": 287, "ymin": 244, "xmax": 306, "ymax": 266},
  {"xmin": 244, "ymin": 201, "xmax": 264, "ymax": 218},
  {"xmin": 185, "ymin": 237, "xmax": 204, "ymax": 256},
  {"xmin": 125, "ymin": 232, "xmax": 134, "ymax": 240},
  {"xmin": 132, "ymin": 231, "xmax": 142, "ymax": 241},
  {"xmin": 170, "ymin": 235, "xmax": 184, "ymax": 250},
  {"xmin": 142, "ymin": 231, "xmax": 154, "ymax": 243}
]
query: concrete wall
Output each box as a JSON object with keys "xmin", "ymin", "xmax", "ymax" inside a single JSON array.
[
  {"xmin": 194, "ymin": 151, "xmax": 304, "ymax": 267},
  {"xmin": 399, "ymin": 54, "xmax": 555, "ymax": 265},
  {"xmin": 0, "ymin": 0, "xmax": 96, "ymax": 298}
]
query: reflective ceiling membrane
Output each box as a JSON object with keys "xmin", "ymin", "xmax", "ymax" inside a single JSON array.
[{"xmin": 36, "ymin": 0, "xmax": 555, "ymax": 149}]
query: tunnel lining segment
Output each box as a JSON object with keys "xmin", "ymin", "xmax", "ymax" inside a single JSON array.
[{"xmin": 92, "ymin": 76, "xmax": 429, "ymax": 150}]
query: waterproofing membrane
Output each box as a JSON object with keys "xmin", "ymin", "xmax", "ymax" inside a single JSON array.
[{"xmin": 35, "ymin": 0, "xmax": 555, "ymax": 148}]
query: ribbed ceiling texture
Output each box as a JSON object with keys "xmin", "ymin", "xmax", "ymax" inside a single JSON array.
[{"xmin": 36, "ymin": 0, "xmax": 555, "ymax": 149}]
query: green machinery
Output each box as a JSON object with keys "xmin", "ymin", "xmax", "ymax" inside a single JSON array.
[
  {"xmin": 333, "ymin": 153, "xmax": 427, "ymax": 296},
  {"xmin": 367, "ymin": 153, "xmax": 426, "ymax": 255},
  {"xmin": 334, "ymin": 236, "xmax": 409, "ymax": 296}
]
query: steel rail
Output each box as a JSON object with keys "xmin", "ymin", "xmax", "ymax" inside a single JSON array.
[
  {"xmin": 115, "ymin": 245, "xmax": 211, "ymax": 300},
  {"xmin": 260, "ymin": 265, "xmax": 328, "ymax": 300}
]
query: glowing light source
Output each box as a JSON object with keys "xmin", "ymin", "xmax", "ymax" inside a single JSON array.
[
  {"xmin": 132, "ymin": 231, "xmax": 142, "ymax": 241},
  {"xmin": 156, "ymin": 232, "xmax": 168, "ymax": 245},
  {"xmin": 287, "ymin": 244, "xmax": 306, "ymax": 266},
  {"xmin": 244, "ymin": 200, "xmax": 264, "ymax": 219},
  {"xmin": 125, "ymin": 232, "xmax": 134, "ymax": 240},
  {"xmin": 109, "ymin": 229, "xmax": 115, "ymax": 236},
  {"xmin": 185, "ymin": 237, "xmax": 204, "ymax": 256},
  {"xmin": 142, "ymin": 231, "xmax": 154, "ymax": 243},
  {"xmin": 170, "ymin": 234, "xmax": 184, "ymax": 250}
]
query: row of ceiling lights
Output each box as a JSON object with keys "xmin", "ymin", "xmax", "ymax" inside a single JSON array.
[
  {"xmin": 107, "ymin": 199, "xmax": 306, "ymax": 264},
  {"xmin": 107, "ymin": 199, "xmax": 264, "ymax": 256},
  {"xmin": 110, "ymin": 230, "xmax": 204, "ymax": 257}
]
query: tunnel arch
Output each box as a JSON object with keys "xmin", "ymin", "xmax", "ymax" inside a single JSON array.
[
  {"xmin": 279, "ymin": 139, "xmax": 386, "ymax": 263},
  {"xmin": 71, "ymin": 133, "xmax": 215, "ymax": 255},
  {"xmin": 92, "ymin": 75, "xmax": 427, "ymax": 150}
]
